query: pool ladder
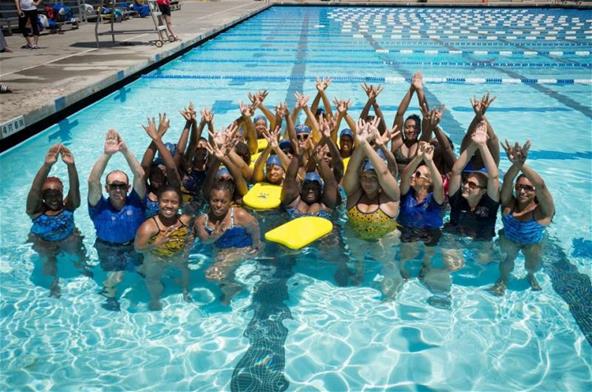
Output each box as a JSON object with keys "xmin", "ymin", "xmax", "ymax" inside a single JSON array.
[{"xmin": 94, "ymin": 0, "xmax": 171, "ymax": 48}]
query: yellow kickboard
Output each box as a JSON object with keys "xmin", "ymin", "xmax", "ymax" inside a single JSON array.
[
  {"xmin": 243, "ymin": 183, "xmax": 282, "ymax": 210},
  {"xmin": 265, "ymin": 216, "xmax": 333, "ymax": 250}
]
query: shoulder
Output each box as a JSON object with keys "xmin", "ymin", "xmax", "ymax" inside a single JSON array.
[
  {"xmin": 137, "ymin": 217, "xmax": 158, "ymax": 236},
  {"xmin": 179, "ymin": 214, "xmax": 193, "ymax": 226},
  {"xmin": 234, "ymin": 207, "xmax": 255, "ymax": 221}
]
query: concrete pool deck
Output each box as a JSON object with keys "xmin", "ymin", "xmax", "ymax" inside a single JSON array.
[{"xmin": 0, "ymin": 0, "xmax": 588, "ymax": 149}]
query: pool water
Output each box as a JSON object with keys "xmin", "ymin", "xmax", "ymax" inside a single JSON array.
[{"xmin": 1, "ymin": 5, "xmax": 591, "ymax": 391}]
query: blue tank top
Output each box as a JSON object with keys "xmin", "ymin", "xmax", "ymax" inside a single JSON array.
[
  {"xmin": 30, "ymin": 210, "xmax": 75, "ymax": 242},
  {"xmin": 502, "ymin": 213, "xmax": 545, "ymax": 245},
  {"xmin": 204, "ymin": 208, "xmax": 252, "ymax": 249},
  {"xmin": 397, "ymin": 188, "xmax": 443, "ymax": 230},
  {"xmin": 89, "ymin": 190, "xmax": 145, "ymax": 244}
]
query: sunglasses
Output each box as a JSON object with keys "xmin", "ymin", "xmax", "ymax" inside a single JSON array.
[
  {"xmin": 107, "ymin": 183, "xmax": 129, "ymax": 191},
  {"xmin": 463, "ymin": 179, "xmax": 485, "ymax": 190},
  {"xmin": 515, "ymin": 183, "xmax": 535, "ymax": 193},
  {"xmin": 296, "ymin": 134, "xmax": 309, "ymax": 141}
]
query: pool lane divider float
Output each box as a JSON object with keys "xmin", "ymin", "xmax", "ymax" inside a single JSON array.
[
  {"xmin": 143, "ymin": 74, "xmax": 592, "ymax": 85},
  {"xmin": 265, "ymin": 216, "xmax": 333, "ymax": 250}
]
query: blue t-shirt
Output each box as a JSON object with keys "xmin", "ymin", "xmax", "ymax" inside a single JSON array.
[
  {"xmin": 397, "ymin": 188, "xmax": 443, "ymax": 230},
  {"xmin": 89, "ymin": 190, "xmax": 145, "ymax": 244}
]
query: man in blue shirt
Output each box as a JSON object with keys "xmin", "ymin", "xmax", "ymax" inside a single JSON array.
[{"xmin": 88, "ymin": 129, "xmax": 146, "ymax": 311}]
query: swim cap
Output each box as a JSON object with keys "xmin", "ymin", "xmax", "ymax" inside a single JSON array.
[
  {"xmin": 266, "ymin": 155, "xmax": 282, "ymax": 168},
  {"xmin": 362, "ymin": 149, "xmax": 386, "ymax": 172},
  {"xmin": 463, "ymin": 161, "xmax": 488, "ymax": 174},
  {"xmin": 154, "ymin": 142, "xmax": 177, "ymax": 165},
  {"xmin": 303, "ymin": 171, "xmax": 324, "ymax": 190},
  {"xmin": 216, "ymin": 167, "xmax": 231, "ymax": 179},
  {"xmin": 253, "ymin": 115, "xmax": 267, "ymax": 124},
  {"xmin": 279, "ymin": 140, "xmax": 293, "ymax": 151},
  {"xmin": 295, "ymin": 124, "xmax": 311, "ymax": 135},
  {"xmin": 340, "ymin": 128, "xmax": 353, "ymax": 138}
]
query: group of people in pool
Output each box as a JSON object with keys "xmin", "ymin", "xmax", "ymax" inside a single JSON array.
[{"xmin": 27, "ymin": 72, "xmax": 554, "ymax": 310}]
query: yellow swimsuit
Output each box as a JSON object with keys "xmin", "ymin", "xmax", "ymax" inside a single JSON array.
[
  {"xmin": 150, "ymin": 216, "xmax": 190, "ymax": 258},
  {"xmin": 347, "ymin": 204, "xmax": 397, "ymax": 241}
]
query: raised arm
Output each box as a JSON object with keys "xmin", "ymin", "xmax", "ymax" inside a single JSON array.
[
  {"xmin": 142, "ymin": 114, "xmax": 181, "ymax": 188},
  {"xmin": 118, "ymin": 132, "xmax": 146, "ymax": 199},
  {"xmin": 314, "ymin": 151, "xmax": 338, "ymax": 209},
  {"xmin": 281, "ymin": 155, "xmax": 301, "ymax": 206},
  {"xmin": 520, "ymin": 162, "xmax": 554, "ymax": 221},
  {"xmin": 26, "ymin": 144, "xmax": 60, "ymax": 216},
  {"xmin": 60, "ymin": 146, "xmax": 81, "ymax": 211},
  {"xmin": 361, "ymin": 137, "xmax": 400, "ymax": 202},
  {"xmin": 500, "ymin": 140, "xmax": 527, "ymax": 207},
  {"xmin": 240, "ymin": 102, "xmax": 259, "ymax": 156},
  {"xmin": 400, "ymin": 149, "xmax": 424, "ymax": 196},
  {"xmin": 88, "ymin": 131, "xmax": 118, "ymax": 206},
  {"xmin": 422, "ymin": 143, "xmax": 445, "ymax": 204},
  {"xmin": 393, "ymin": 78, "xmax": 416, "ymax": 129},
  {"xmin": 473, "ymin": 122, "xmax": 499, "ymax": 201},
  {"xmin": 433, "ymin": 125, "xmax": 456, "ymax": 171}
]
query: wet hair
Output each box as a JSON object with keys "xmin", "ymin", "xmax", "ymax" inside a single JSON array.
[
  {"xmin": 157, "ymin": 185, "xmax": 182, "ymax": 201},
  {"xmin": 234, "ymin": 141, "xmax": 251, "ymax": 165},
  {"xmin": 405, "ymin": 114, "xmax": 421, "ymax": 133},
  {"xmin": 210, "ymin": 180, "xmax": 235, "ymax": 199}
]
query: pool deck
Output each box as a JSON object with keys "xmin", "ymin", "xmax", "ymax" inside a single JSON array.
[{"xmin": 0, "ymin": 0, "xmax": 589, "ymax": 150}]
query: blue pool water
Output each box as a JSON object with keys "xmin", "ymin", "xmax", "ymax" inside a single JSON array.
[{"xmin": 1, "ymin": 5, "xmax": 591, "ymax": 391}]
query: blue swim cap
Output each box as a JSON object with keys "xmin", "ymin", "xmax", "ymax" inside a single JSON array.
[
  {"xmin": 216, "ymin": 167, "xmax": 231, "ymax": 179},
  {"xmin": 253, "ymin": 115, "xmax": 267, "ymax": 124},
  {"xmin": 154, "ymin": 142, "xmax": 177, "ymax": 165},
  {"xmin": 279, "ymin": 140, "xmax": 293, "ymax": 150},
  {"xmin": 266, "ymin": 155, "xmax": 282, "ymax": 168},
  {"xmin": 340, "ymin": 128, "xmax": 353, "ymax": 138},
  {"xmin": 362, "ymin": 149, "xmax": 386, "ymax": 172},
  {"xmin": 295, "ymin": 124, "xmax": 311, "ymax": 135},
  {"xmin": 303, "ymin": 171, "xmax": 324, "ymax": 191},
  {"xmin": 463, "ymin": 161, "xmax": 488, "ymax": 174}
]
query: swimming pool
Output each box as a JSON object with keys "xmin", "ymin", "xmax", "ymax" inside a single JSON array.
[{"xmin": 1, "ymin": 5, "xmax": 591, "ymax": 390}]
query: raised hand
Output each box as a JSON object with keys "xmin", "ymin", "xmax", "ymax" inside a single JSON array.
[
  {"xmin": 45, "ymin": 144, "xmax": 61, "ymax": 166},
  {"xmin": 375, "ymin": 125, "xmax": 400, "ymax": 148},
  {"xmin": 316, "ymin": 77, "xmax": 331, "ymax": 92},
  {"xmin": 333, "ymin": 98, "xmax": 350, "ymax": 115},
  {"xmin": 142, "ymin": 117, "xmax": 160, "ymax": 141},
  {"xmin": 471, "ymin": 92, "xmax": 496, "ymax": 118},
  {"xmin": 201, "ymin": 108, "xmax": 214, "ymax": 123},
  {"xmin": 60, "ymin": 145, "xmax": 75, "ymax": 165},
  {"xmin": 417, "ymin": 141, "xmax": 431, "ymax": 158},
  {"xmin": 180, "ymin": 103, "xmax": 196, "ymax": 122},
  {"xmin": 157, "ymin": 113, "xmax": 170, "ymax": 137},
  {"xmin": 294, "ymin": 92, "xmax": 309, "ymax": 108},
  {"xmin": 471, "ymin": 121, "xmax": 488, "ymax": 146},
  {"xmin": 502, "ymin": 139, "xmax": 529, "ymax": 165},
  {"xmin": 275, "ymin": 102, "xmax": 288, "ymax": 118},
  {"xmin": 104, "ymin": 129, "xmax": 122, "ymax": 155},
  {"xmin": 262, "ymin": 126, "xmax": 281, "ymax": 149},
  {"xmin": 364, "ymin": 84, "xmax": 384, "ymax": 99},
  {"xmin": 240, "ymin": 102, "xmax": 254, "ymax": 117},
  {"xmin": 411, "ymin": 72, "xmax": 424, "ymax": 91}
]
